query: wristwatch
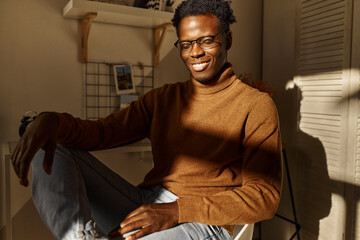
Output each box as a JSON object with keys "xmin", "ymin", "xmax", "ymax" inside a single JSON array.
[{"xmin": 19, "ymin": 111, "xmax": 37, "ymax": 137}]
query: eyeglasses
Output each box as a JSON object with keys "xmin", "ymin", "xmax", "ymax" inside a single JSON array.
[{"xmin": 174, "ymin": 32, "xmax": 223, "ymax": 54}]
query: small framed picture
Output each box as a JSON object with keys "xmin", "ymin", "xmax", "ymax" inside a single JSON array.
[{"xmin": 113, "ymin": 64, "xmax": 136, "ymax": 95}]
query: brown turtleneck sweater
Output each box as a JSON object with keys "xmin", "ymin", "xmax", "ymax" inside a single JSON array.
[{"xmin": 55, "ymin": 64, "xmax": 282, "ymax": 234}]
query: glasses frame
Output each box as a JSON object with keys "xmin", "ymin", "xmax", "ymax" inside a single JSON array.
[{"xmin": 174, "ymin": 31, "xmax": 224, "ymax": 54}]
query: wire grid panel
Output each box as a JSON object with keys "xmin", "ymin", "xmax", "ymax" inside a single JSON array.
[{"xmin": 85, "ymin": 62, "xmax": 154, "ymax": 119}]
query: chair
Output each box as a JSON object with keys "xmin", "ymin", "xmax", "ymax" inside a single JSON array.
[
  {"xmin": 233, "ymin": 224, "xmax": 254, "ymax": 240},
  {"xmin": 256, "ymin": 146, "xmax": 301, "ymax": 240}
]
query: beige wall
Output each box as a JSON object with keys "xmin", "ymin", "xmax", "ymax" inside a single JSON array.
[
  {"xmin": 0, "ymin": 0, "xmax": 263, "ymax": 238},
  {"xmin": 229, "ymin": 0, "xmax": 263, "ymax": 80},
  {"xmin": 262, "ymin": 0, "xmax": 297, "ymax": 239}
]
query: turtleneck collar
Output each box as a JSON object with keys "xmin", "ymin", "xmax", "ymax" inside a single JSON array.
[{"xmin": 189, "ymin": 62, "xmax": 237, "ymax": 96}]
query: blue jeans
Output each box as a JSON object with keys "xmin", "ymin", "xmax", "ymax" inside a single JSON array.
[{"xmin": 31, "ymin": 146, "xmax": 232, "ymax": 240}]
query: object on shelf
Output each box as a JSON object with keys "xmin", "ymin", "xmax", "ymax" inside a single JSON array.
[
  {"xmin": 165, "ymin": 0, "xmax": 175, "ymax": 12},
  {"xmin": 133, "ymin": 0, "xmax": 149, "ymax": 8},
  {"xmin": 63, "ymin": 0, "xmax": 174, "ymax": 28},
  {"xmin": 147, "ymin": 0, "xmax": 160, "ymax": 10},
  {"xmin": 144, "ymin": 0, "xmax": 174, "ymax": 11},
  {"xmin": 87, "ymin": 0, "xmax": 131, "ymax": 5}
]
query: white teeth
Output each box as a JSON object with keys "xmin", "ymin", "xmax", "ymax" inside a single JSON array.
[
  {"xmin": 191, "ymin": 61, "xmax": 209, "ymax": 71},
  {"xmin": 193, "ymin": 62, "xmax": 207, "ymax": 66}
]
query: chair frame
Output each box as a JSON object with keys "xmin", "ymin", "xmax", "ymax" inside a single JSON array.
[{"xmin": 233, "ymin": 223, "xmax": 254, "ymax": 240}]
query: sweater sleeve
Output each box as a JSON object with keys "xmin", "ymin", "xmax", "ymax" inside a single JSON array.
[
  {"xmin": 176, "ymin": 94, "xmax": 282, "ymax": 226},
  {"xmin": 54, "ymin": 92, "xmax": 154, "ymax": 151}
]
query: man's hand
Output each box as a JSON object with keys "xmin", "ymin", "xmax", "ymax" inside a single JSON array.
[
  {"xmin": 11, "ymin": 112, "xmax": 59, "ymax": 187},
  {"xmin": 109, "ymin": 202, "xmax": 179, "ymax": 240}
]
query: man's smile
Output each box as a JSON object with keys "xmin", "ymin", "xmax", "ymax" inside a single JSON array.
[{"xmin": 191, "ymin": 60, "xmax": 210, "ymax": 71}]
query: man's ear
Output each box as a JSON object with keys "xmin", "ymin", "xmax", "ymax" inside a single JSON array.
[{"xmin": 225, "ymin": 30, "xmax": 233, "ymax": 50}]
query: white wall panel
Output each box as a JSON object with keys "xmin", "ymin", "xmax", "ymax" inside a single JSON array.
[
  {"xmin": 295, "ymin": 0, "xmax": 353, "ymax": 239},
  {"xmin": 352, "ymin": 0, "xmax": 360, "ymax": 237}
]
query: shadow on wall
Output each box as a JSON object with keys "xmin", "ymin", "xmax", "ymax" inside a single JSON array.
[
  {"xmin": 282, "ymin": 84, "xmax": 360, "ymax": 240},
  {"xmin": 259, "ymin": 85, "xmax": 332, "ymax": 240},
  {"xmin": 291, "ymin": 85, "xmax": 332, "ymax": 239}
]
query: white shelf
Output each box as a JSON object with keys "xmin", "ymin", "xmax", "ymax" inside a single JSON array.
[{"xmin": 63, "ymin": 0, "xmax": 174, "ymax": 28}]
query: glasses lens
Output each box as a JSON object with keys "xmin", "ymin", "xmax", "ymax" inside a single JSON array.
[
  {"xmin": 179, "ymin": 42, "xmax": 192, "ymax": 53},
  {"xmin": 198, "ymin": 37, "xmax": 216, "ymax": 50}
]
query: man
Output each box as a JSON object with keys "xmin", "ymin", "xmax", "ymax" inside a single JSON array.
[{"xmin": 11, "ymin": 0, "xmax": 282, "ymax": 239}]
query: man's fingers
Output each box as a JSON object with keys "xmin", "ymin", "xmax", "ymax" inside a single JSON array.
[
  {"xmin": 11, "ymin": 132, "xmax": 34, "ymax": 178},
  {"xmin": 122, "ymin": 229, "xmax": 142, "ymax": 240},
  {"xmin": 120, "ymin": 208, "xmax": 142, "ymax": 223},
  {"xmin": 120, "ymin": 206, "xmax": 145, "ymax": 229},
  {"xmin": 120, "ymin": 218, "xmax": 147, "ymax": 235},
  {"xmin": 121, "ymin": 223, "xmax": 150, "ymax": 240},
  {"xmin": 108, "ymin": 229, "xmax": 121, "ymax": 238},
  {"xmin": 108, "ymin": 211, "xmax": 142, "ymax": 238},
  {"xmin": 18, "ymin": 156, "xmax": 30, "ymax": 187},
  {"xmin": 18, "ymin": 145, "xmax": 38, "ymax": 187},
  {"xmin": 9, "ymin": 112, "xmax": 60, "ymax": 187},
  {"xmin": 11, "ymin": 142, "xmax": 21, "ymax": 176},
  {"xmin": 120, "ymin": 211, "xmax": 155, "ymax": 239},
  {"xmin": 43, "ymin": 141, "xmax": 57, "ymax": 174},
  {"xmin": 119, "ymin": 203, "xmax": 179, "ymax": 239},
  {"xmin": 11, "ymin": 139, "xmax": 32, "ymax": 186},
  {"xmin": 125, "ymin": 227, "xmax": 150, "ymax": 240}
]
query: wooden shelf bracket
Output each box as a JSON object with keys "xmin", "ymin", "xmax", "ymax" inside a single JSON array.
[
  {"xmin": 81, "ymin": 12, "xmax": 97, "ymax": 63},
  {"xmin": 154, "ymin": 23, "xmax": 173, "ymax": 68},
  {"xmin": 64, "ymin": 0, "xmax": 175, "ymax": 65}
]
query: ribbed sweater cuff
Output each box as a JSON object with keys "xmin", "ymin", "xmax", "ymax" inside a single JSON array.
[
  {"xmin": 176, "ymin": 197, "xmax": 234, "ymax": 235},
  {"xmin": 176, "ymin": 197, "xmax": 205, "ymax": 223}
]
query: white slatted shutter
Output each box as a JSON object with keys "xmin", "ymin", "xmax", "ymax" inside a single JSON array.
[
  {"xmin": 351, "ymin": 0, "xmax": 360, "ymax": 239},
  {"xmin": 355, "ymin": 114, "xmax": 360, "ymax": 239},
  {"xmin": 295, "ymin": 0, "xmax": 354, "ymax": 239}
]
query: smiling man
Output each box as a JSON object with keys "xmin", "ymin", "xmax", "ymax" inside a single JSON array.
[
  {"xmin": 175, "ymin": 14, "xmax": 230, "ymax": 83},
  {"xmin": 11, "ymin": 0, "xmax": 282, "ymax": 240}
]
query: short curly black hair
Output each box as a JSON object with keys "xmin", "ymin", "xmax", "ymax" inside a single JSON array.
[{"xmin": 172, "ymin": 0, "xmax": 236, "ymax": 35}]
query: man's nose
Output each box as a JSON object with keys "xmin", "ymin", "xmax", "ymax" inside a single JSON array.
[{"xmin": 190, "ymin": 42, "xmax": 205, "ymax": 58}]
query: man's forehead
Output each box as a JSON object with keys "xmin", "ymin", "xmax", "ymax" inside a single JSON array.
[
  {"xmin": 179, "ymin": 13, "xmax": 219, "ymax": 26},
  {"xmin": 178, "ymin": 14, "xmax": 219, "ymax": 38}
]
